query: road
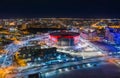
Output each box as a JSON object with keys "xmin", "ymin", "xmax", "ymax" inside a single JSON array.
[
  {"xmin": 0, "ymin": 35, "xmax": 47, "ymax": 67},
  {"xmin": 5, "ymin": 55, "xmax": 120, "ymax": 78},
  {"xmin": 5, "ymin": 57, "xmax": 106, "ymax": 78},
  {"xmin": 0, "ymin": 32, "xmax": 120, "ymax": 78},
  {"xmin": 0, "ymin": 33, "xmax": 105, "ymax": 67}
]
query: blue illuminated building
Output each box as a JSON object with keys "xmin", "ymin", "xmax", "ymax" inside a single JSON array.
[
  {"xmin": 105, "ymin": 27, "xmax": 120, "ymax": 45},
  {"xmin": 113, "ymin": 32, "xmax": 120, "ymax": 45}
]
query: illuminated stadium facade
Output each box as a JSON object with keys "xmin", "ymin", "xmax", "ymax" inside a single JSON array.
[{"xmin": 49, "ymin": 31, "xmax": 80, "ymax": 47}]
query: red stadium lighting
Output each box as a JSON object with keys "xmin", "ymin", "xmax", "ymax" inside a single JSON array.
[{"xmin": 49, "ymin": 32, "xmax": 80, "ymax": 46}]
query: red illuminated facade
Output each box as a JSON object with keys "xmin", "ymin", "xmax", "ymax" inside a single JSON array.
[{"xmin": 49, "ymin": 32, "xmax": 80, "ymax": 46}]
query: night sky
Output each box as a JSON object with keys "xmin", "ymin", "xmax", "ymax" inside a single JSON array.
[{"xmin": 0, "ymin": 0, "xmax": 120, "ymax": 18}]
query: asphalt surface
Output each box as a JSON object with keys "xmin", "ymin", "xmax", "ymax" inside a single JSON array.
[{"xmin": 47, "ymin": 62, "xmax": 120, "ymax": 78}]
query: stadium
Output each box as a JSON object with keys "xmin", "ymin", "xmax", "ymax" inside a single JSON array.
[{"xmin": 49, "ymin": 31, "xmax": 80, "ymax": 47}]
